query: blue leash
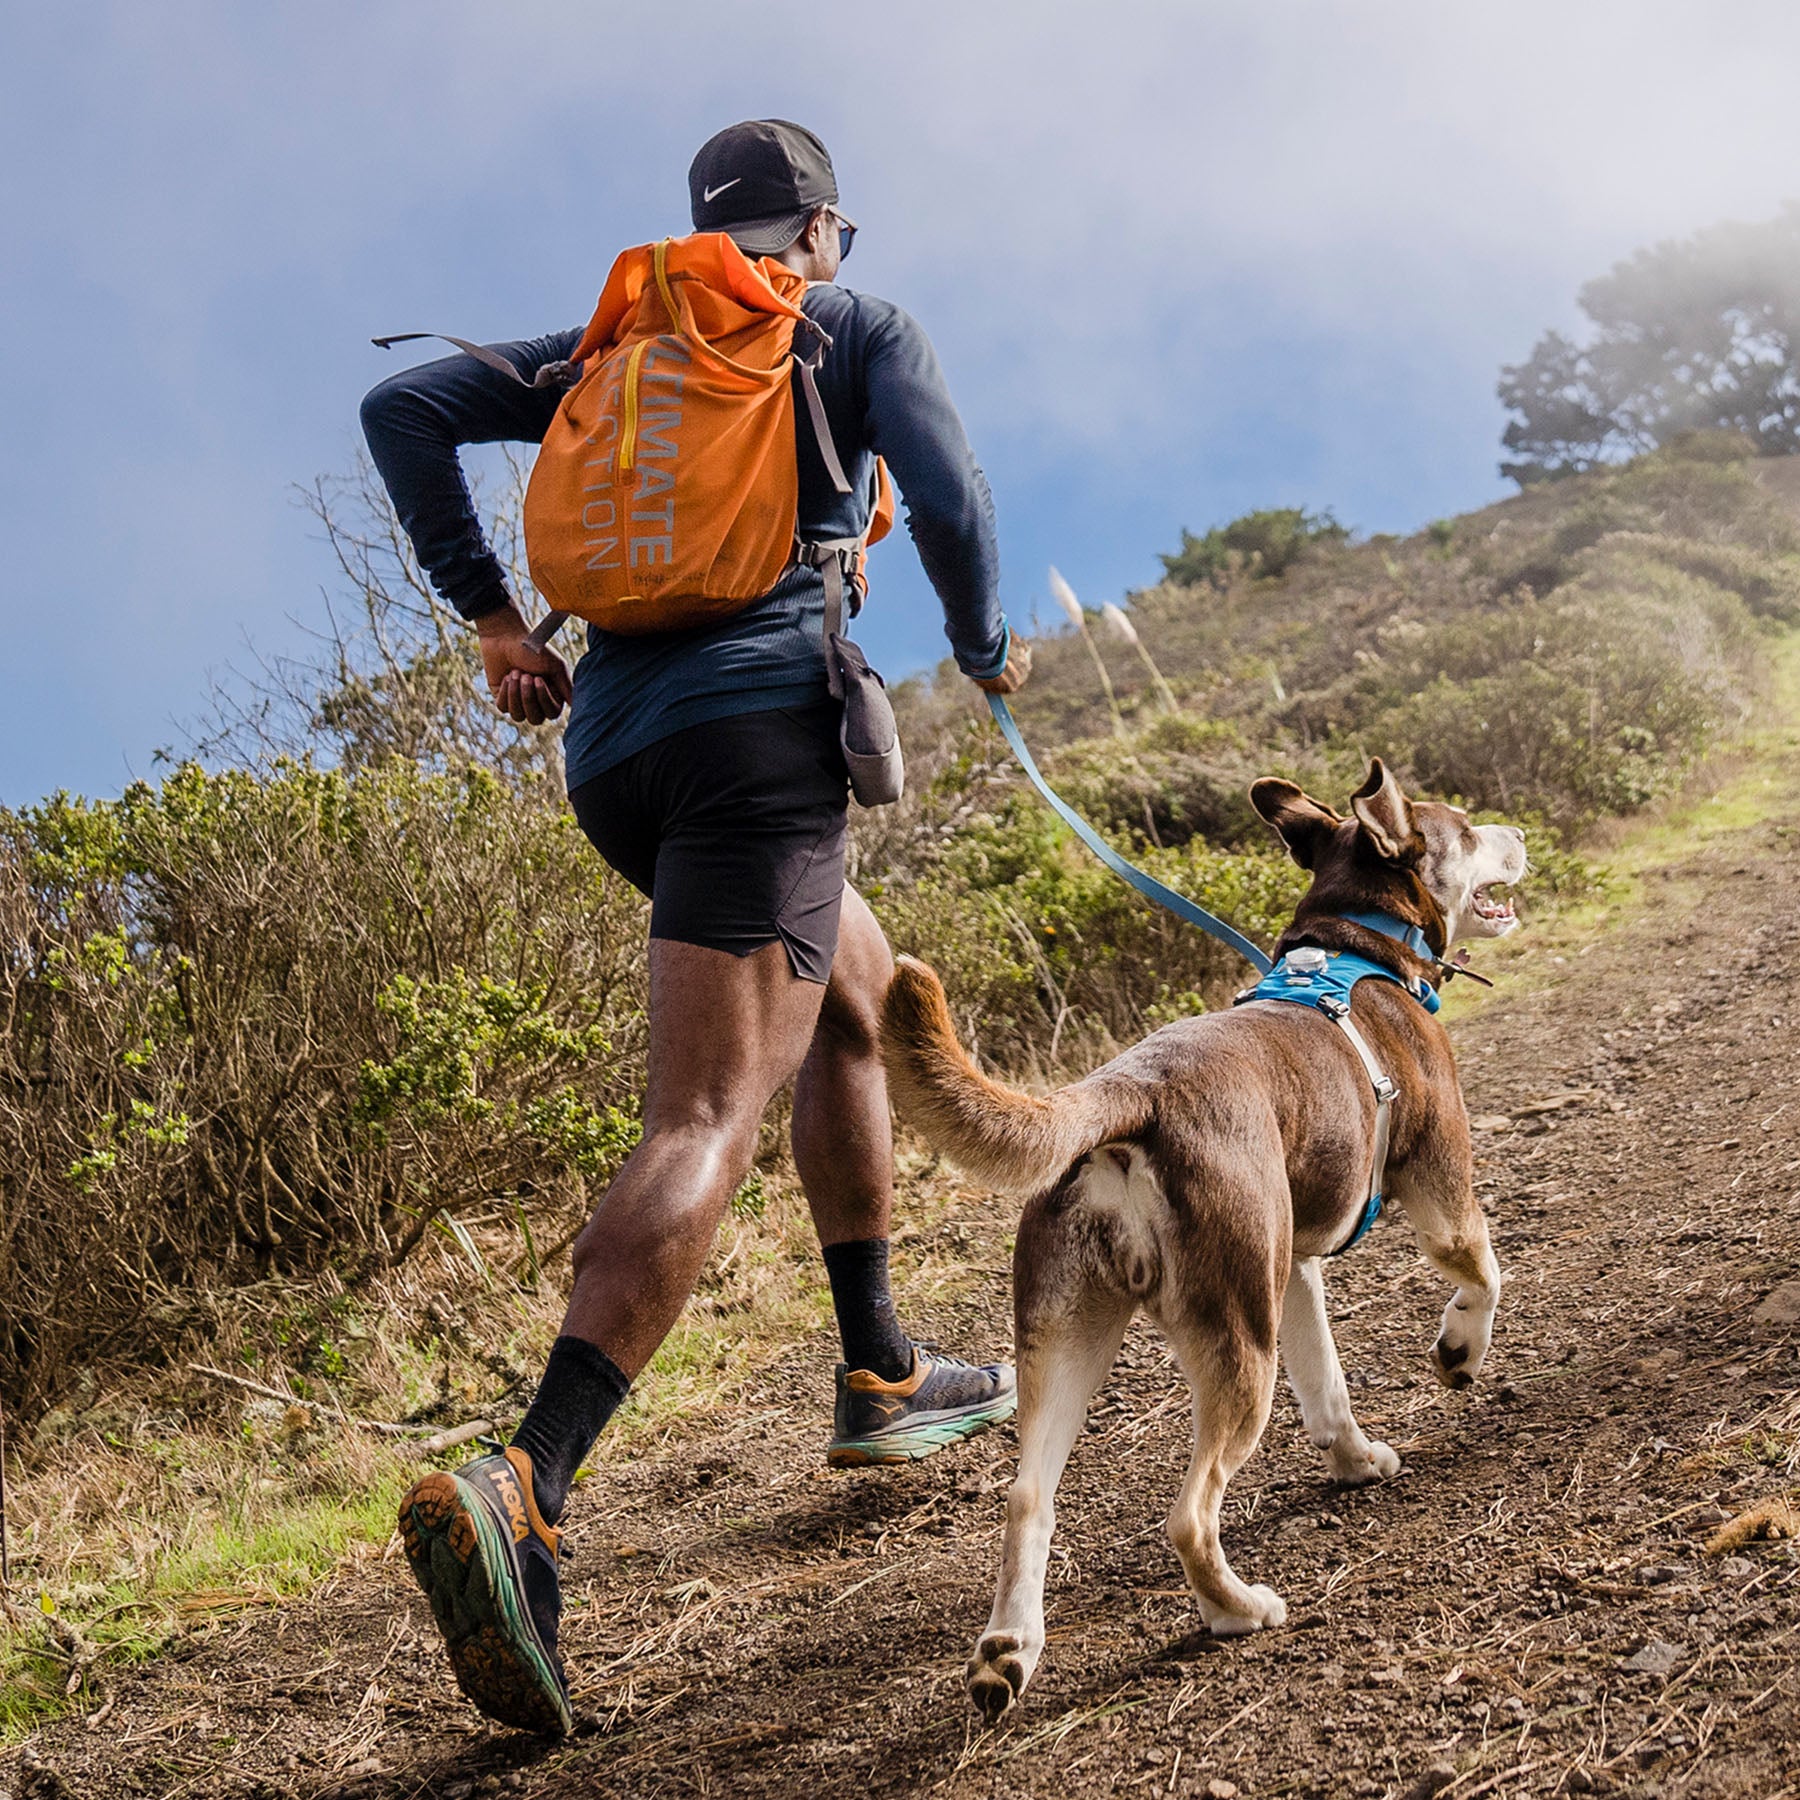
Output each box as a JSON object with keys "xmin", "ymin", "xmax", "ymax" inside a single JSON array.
[{"xmin": 986, "ymin": 694, "xmax": 1274, "ymax": 975}]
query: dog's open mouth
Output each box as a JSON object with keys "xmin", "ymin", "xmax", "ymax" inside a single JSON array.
[{"xmin": 1472, "ymin": 882, "xmax": 1516, "ymax": 923}]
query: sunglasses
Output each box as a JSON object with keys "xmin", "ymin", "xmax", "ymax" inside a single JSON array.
[{"xmin": 827, "ymin": 208, "xmax": 857, "ymax": 260}]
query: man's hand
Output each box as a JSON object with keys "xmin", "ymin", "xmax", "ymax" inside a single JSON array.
[
  {"xmin": 476, "ymin": 603, "xmax": 574, "ymax": 726},
  {"xmin": 973, "ymin": 635, "xmax": 1032, "ymax": 696}
]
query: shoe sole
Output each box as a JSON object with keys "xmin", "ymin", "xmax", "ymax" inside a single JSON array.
[
  {"xmin": 397, "ymin": 1471, "xmax": 573, "ymax": 1736},
  {"xmin": 828, "ymin": 1389, "xmax": 1019, "ymax": 1467}
]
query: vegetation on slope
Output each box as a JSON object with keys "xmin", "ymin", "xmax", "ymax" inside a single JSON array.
[
  {"xmin": 6, "ymin": 435, "xmax": 1798, "ymax": 1427},
  {"xmin": 868, "ymin": 435, "xmax": 1800, "ymax": 1062},
  {"xmin": 4, "ymin": 437, "xmax": 1799, "ymax": 1729}
]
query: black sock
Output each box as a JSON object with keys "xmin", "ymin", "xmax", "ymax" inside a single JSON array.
[
  {"xmin": 822, "ymin": 1239, "xmax": 914, "ymax": 1381},
  {"xmin": 510, "ymin": 1336, "xmax": 631, "ymax": 1524}
]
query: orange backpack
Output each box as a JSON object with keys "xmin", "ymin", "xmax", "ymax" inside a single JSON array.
[{"xmin": 518, "ymin": 233, "xmax": 890, "ymax": 635}]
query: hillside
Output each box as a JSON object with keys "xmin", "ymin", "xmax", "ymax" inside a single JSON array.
[
  {"xmin": 955, "ymin": 438, "xmax": 1800, "ymax": 777},
  {"xmin": 5, "ymin": 442, "xmax": 1800, "ymax": 1798}
]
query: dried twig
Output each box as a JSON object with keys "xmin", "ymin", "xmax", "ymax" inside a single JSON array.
[
  {"xmin": 412, "ymin": 1418, "xmax": 503, "ymax": 1458},
  {"xmin": 187, "ymin": 1362, "xmax": 499, "ymax": 1453}
]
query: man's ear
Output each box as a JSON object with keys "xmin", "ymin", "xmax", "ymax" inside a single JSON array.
[
  {"xmin": 1250, "ymin": 778, "xmax": 1341, "ymax": 870},
  {"xmin": 1350, "ymin": 758, "xmax": 1421, "ymax": 863}
]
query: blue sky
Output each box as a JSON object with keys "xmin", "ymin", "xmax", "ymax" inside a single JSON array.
[{"xmin": 5, "ymin": 0, "xmax": 1799, "ymax": 803}]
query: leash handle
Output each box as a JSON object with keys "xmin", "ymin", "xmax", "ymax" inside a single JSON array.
[{"xmin": 986, "ymin": 694, "xmax": 1273, "ymax": 975}]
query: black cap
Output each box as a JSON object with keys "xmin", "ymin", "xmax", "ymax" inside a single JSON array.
[{"xmin": 689, "ymin": 119, "xmax": 838, "ymax": 256}]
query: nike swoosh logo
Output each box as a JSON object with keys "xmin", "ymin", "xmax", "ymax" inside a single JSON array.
[{"xmin": 703, "ymin": 178, "xmax": 742, "ymax": 204}]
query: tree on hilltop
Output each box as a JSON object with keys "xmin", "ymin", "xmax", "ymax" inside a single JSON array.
[{"xmin": 1499, "ymin": 204, "xmax": 1800, "ymax": 485}]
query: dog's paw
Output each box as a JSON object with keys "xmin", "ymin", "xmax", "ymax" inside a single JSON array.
[
  {"xmin": 1204, "ymin": 1584, "xmax": 1288, "ymax": 1638},
  {"xmin": 1330, "ymin": 1438, "xmax": 1401, "ymax": 1485},
  {"xmin": 966, "ymin": 1632, "xmax": 1032, "ymax": 1722},
  {"xmin": 1430, "ymin": 1333, "xmax": 1476, "ymax": 1390}
]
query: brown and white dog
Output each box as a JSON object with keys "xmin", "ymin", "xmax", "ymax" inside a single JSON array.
[{"xmin": 881, "ymin": 759, "xmax": 1527, "ymax": 1720}]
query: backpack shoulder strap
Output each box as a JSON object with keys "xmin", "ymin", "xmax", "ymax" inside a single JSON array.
[{"xmin": 794, "ymin": 319, "xmax": 853, "ymax": 496}]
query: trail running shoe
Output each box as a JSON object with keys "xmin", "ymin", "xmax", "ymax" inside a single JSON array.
[
  {"xmin": 397, "ymin": 1445, "xmax": 573, "ymax": 1736},
  {"xmin": 829, "ymin": 1346, "xmax": 1018, "ymax": 1467}
]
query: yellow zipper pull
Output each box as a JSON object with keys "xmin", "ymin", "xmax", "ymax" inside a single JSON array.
[{"xmin": 617, "ymin": 340, "xmax": 648, "ymax": 475}]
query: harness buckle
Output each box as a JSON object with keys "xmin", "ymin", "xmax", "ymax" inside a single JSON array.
[{"xmin": 1316, "ymin": 995, "xmax": 1350, "ymax": 1022}]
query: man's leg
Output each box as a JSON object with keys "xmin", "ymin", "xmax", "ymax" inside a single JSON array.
[
  {"xmin": 516, "ymin": 935, "xmax": 827, "ymax": 1512},
  {"xmin": 793, "ymin": 888, "xmax": 1017, "ymax": 1464},
  {"xmin": 397, "ymin": 936, "xmax": 823, "ymax": 1735},
  {"xmin": 791, "ymin": 887, "xmax": 912, "ymax": 1379}
]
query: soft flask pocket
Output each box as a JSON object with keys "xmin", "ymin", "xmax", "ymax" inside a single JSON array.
[{"xmin": 829, "ymin": 633, "xmax": 904, "ymax": 807}]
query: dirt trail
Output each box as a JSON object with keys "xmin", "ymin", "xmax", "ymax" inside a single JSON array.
[{"xmin": 12, "ymin": 785, "xmax": 1800, "ymax": 1799}]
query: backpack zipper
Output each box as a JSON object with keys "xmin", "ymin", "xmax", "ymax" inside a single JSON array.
[
  {"xmin": 617, "ymin": 339, "xmax": 649, "ymax": 475},
  {"xmin": 619, "ymin": 238, "xmax": 682, "ymax": 477}
]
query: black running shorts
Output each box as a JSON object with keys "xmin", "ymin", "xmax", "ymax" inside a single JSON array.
[{"xmin": 568, "ymin": 703, "xmax": 850, "ymax": 986}]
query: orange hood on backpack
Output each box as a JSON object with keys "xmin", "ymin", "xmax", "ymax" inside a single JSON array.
[{"xmin": 569, "ymin": 233, "xmax": 810, "ymax": 369}]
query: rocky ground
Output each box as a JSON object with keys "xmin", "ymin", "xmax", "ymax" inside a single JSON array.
[{"xmin": 10, "ymin": 787, "xmax": 1800, "ymax": 1800}]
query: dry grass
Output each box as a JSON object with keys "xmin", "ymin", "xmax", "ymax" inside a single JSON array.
[{"xmin": 0, "ymin": 1147, "xmax": 995, "ymax": 1742}]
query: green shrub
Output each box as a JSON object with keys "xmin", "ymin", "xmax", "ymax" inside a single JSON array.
[
  {"xmin": 1029, "ymin": 720, "xmax": 1276, "ymax": 851},
  {"xmin": 1160, "ymin": 507, "xmax": 1350, "ymax": 588},
  {"xmin": 0, "ymin": 760, "xmax": 649, "ymax": 1416}
]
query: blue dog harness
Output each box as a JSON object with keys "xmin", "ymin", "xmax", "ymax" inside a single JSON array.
[{"xmin": 1234, "ymin": 913, "xmax": 1442, "ymax": 1256}]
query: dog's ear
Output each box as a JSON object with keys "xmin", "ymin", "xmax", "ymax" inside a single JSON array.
[
  {"xmin": 1351, "ymin": 758, "xmax": 1422, "ymax": 864},
  {"xmin": 1250, "ymin": 778, "xmax": 1341, "ymax": 870}
]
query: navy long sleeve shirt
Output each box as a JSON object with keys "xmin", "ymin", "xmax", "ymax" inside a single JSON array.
[{"xmin": 360, "ymin": 282, "xmax": 1006, "ymax": 790}]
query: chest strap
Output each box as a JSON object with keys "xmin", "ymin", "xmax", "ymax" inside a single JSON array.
[
  {"xmin": 1312, "ymin": 994, "xmax": 1396, "ymax": 1254},
  {"xmin": 1236, "ymin": 946, "xmax": 1417, "ymax": 1255}
]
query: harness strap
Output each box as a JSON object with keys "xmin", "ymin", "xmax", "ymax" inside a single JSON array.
[
  {"xmin": 1314, "ymin": 994, "xmax": 1397, "ymax": 1255},
  {"xmin": 788, "ymin": 311, "xmax": 866, "ymax": 701},
  {"xmin": 986, "ymin": 696, "xmax": 1274, "ymax": 974}
]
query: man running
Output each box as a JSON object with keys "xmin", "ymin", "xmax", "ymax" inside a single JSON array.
[{"xmin": 360, "ymin": 119, "xmax": 1031, "ymax": 1734}]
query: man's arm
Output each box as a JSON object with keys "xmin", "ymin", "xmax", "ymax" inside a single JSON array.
[
  {"xmin": 360, "ymin": 329, "xmax": 582, "ymax": 721},
  {"xmin": 359, "ymin": 329, "xmax": 580, "ymax": 621},
  {"xmin": 857, "ymin": 305, "xmax": 1027, "ymax": 691}
]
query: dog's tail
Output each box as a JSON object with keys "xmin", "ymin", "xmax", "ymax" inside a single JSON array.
[{"xmin": 881, "ymin": 957, "xmax": 1154, "ymax": 1195}]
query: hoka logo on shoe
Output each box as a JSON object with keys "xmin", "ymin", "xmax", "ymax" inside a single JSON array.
[{"xmin": 491, "ymin": 1466, "xmax": 530, "ymax": 1543}]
